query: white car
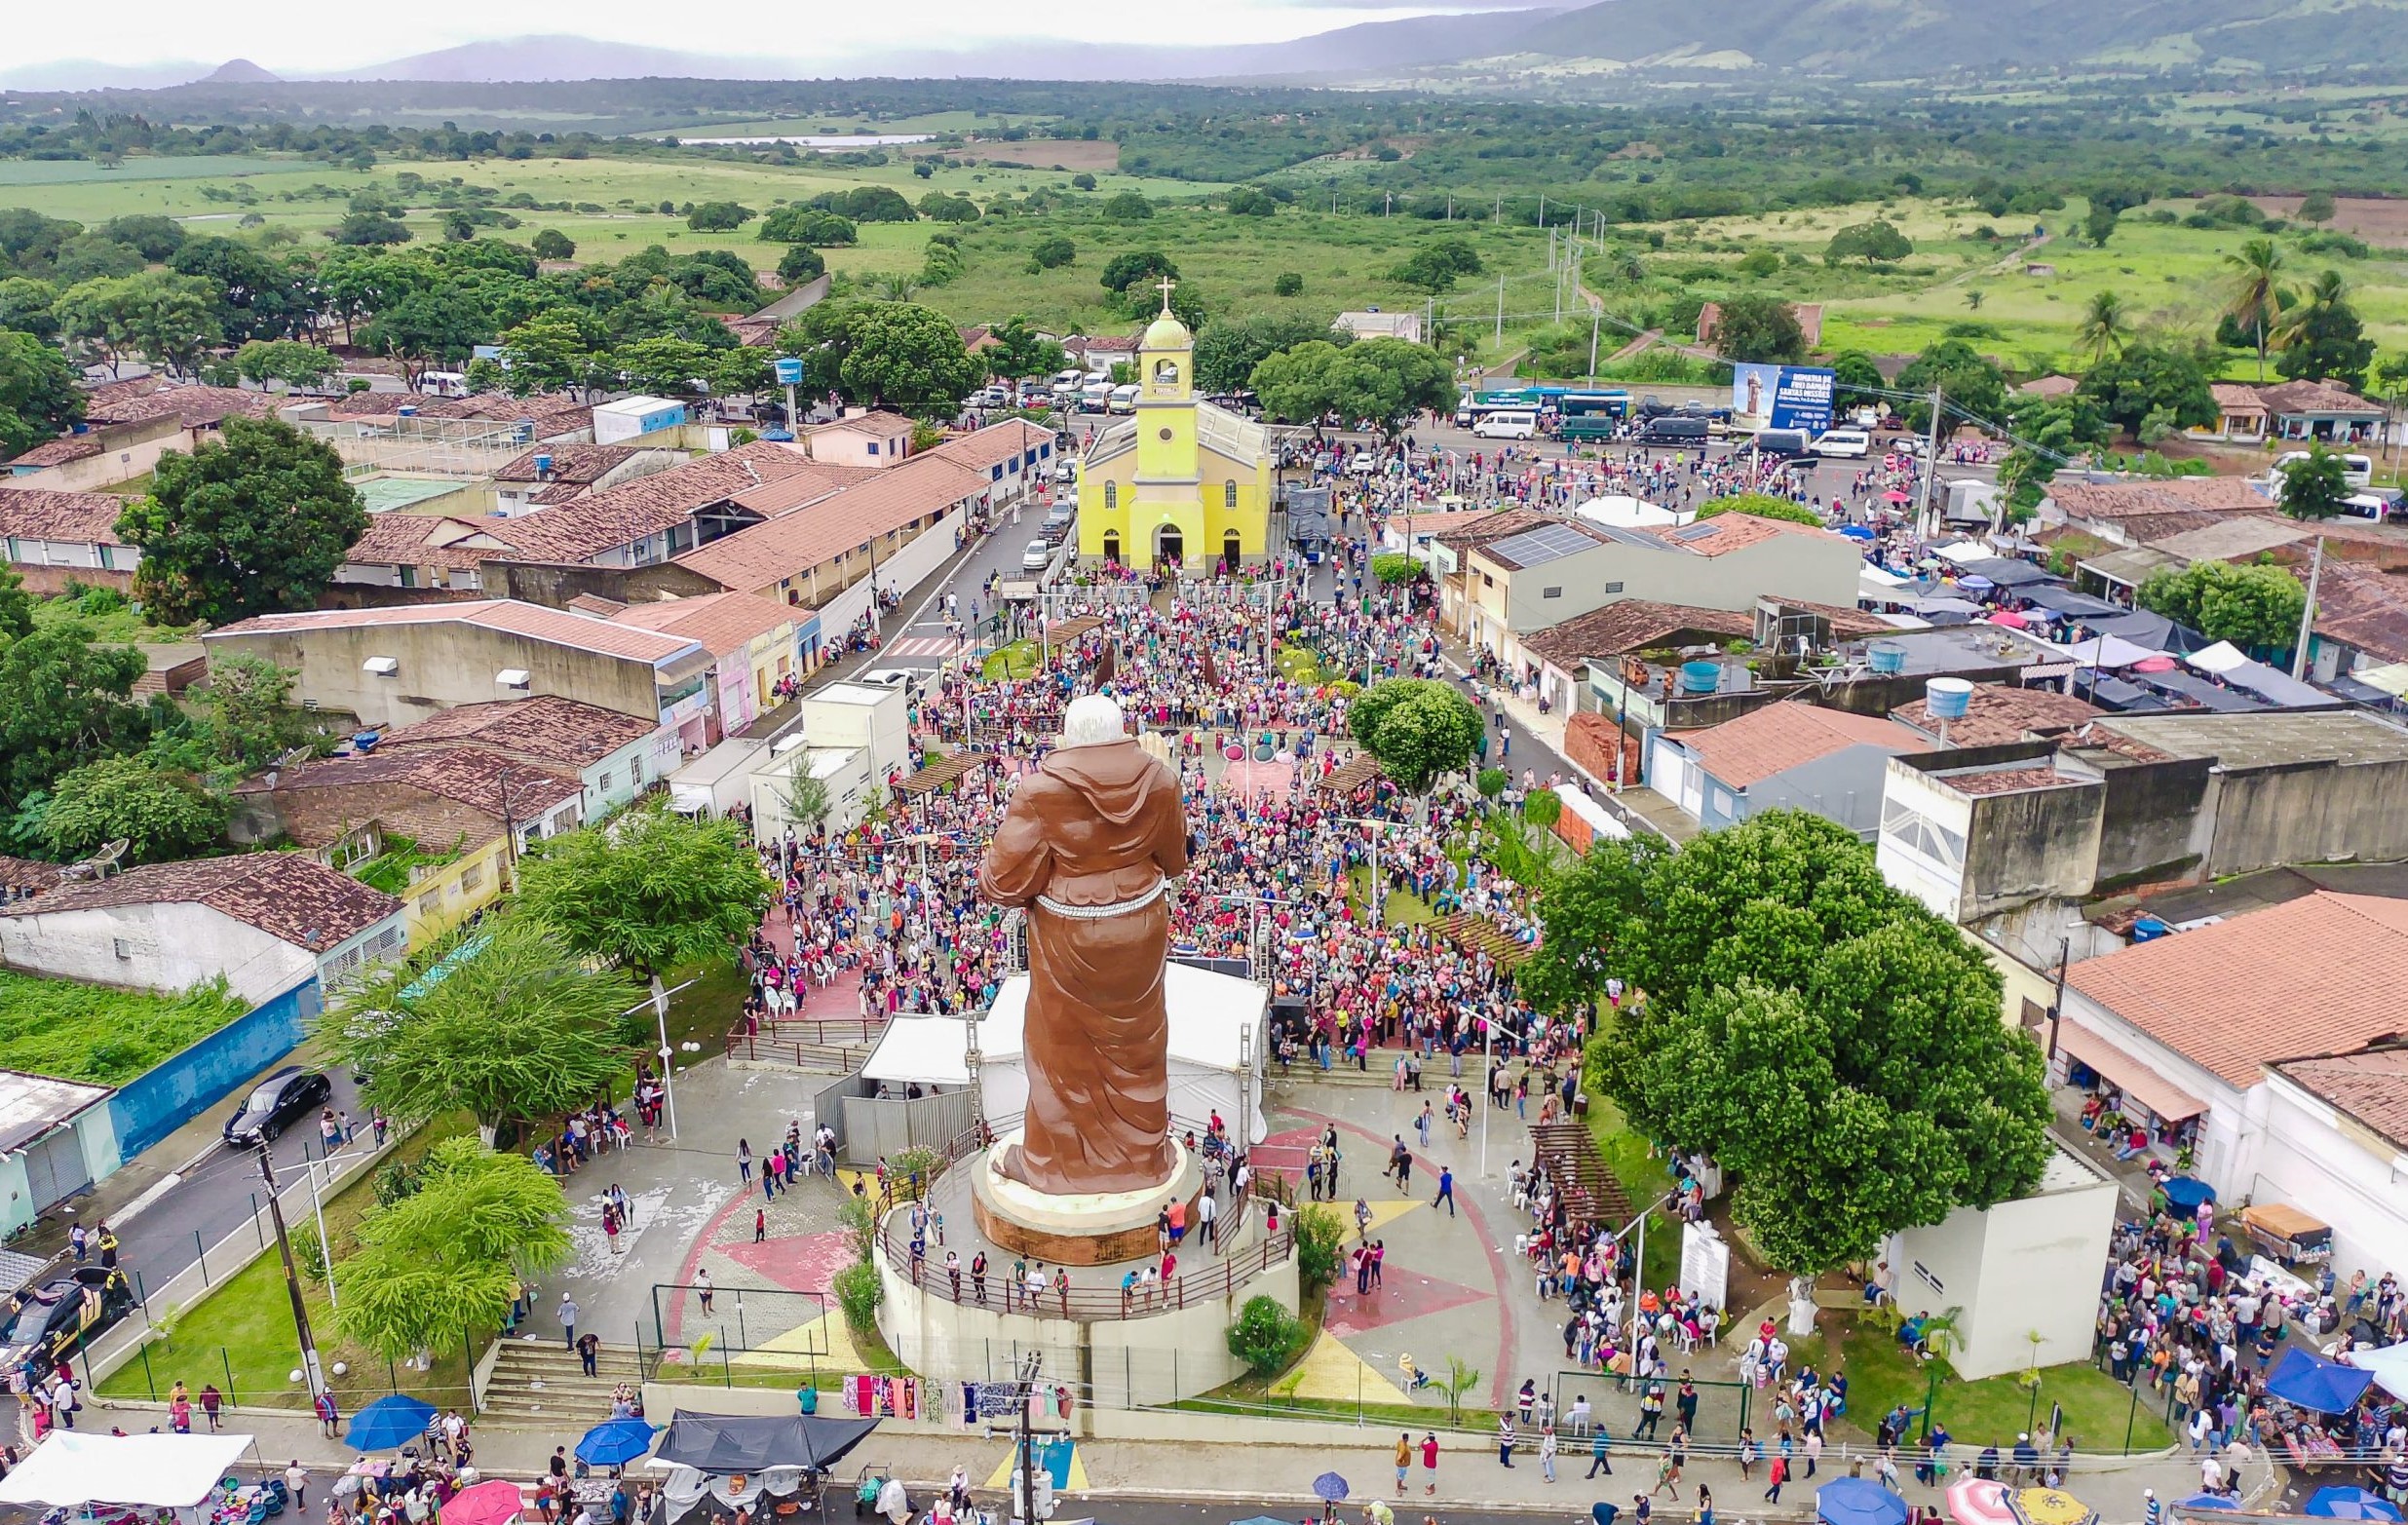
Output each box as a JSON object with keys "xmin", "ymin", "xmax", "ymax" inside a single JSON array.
[
  {"xmin": 1107, "ymin": 384, "xmax": 1141, "ymax": 414},
  {"xmin": 1813, "ymin": 428, "xmax": 1871, "ymax": 459},
  {"xmin": 1472, "ymin": 409, "xmax": 1538, "ymax": 440},
  {"xmin": 1020, "ymin": 538, "xmax": 1053, "ymax": 571}
]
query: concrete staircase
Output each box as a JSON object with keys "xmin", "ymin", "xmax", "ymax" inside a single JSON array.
[{"xmin": 479, "ymin": 1340, "xmax": 645, "ymax": 1427}]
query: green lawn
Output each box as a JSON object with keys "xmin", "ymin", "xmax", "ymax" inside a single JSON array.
[
  {"xmin": 29, "ymin": 589, "xmax": 198, "ymax": 647},
  {"xmin": 100, "ymin": 1114, "xmax": 477, "ymax": 1414},
  {"xmin": 0, "ymin": 972, "xmax": 248, "ymax": 1087},
  {"xmin": 1839, "ymin": 1319, "xmax": 2172, "ymax": 1455}
]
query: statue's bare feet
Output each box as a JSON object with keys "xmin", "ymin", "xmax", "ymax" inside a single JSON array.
[{"xmin": 995, "ymin": 1141, "xmax": 1031, "ymax": 1186}]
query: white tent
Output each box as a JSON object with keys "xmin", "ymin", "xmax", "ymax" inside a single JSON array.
[
  {"xmin": 2054, "ymin": 634, "xmax": 2163, "ymax": 669},
  {"xmin": 2345, "ymin": 1341, "xmax": 2408, "ymax": 1401},
  {"xmin": 2187, "ymin": 640, "xmax": 2251, "ymax": 674},
  {"xmin": 860, "ymin": 1014, "xmax": 975, "ymax": 1089},
  {"xmin": 1933, "ymin": 540, "xmax": 1993, "ymax": 565},
  {"xmin": 0, "ymin": 1432, "xmax": 256, "ymax": 1510},
  {"xmin": 976, "ymin": 965, "xmax": 1267, "ymax": 1143},
  {"xmin": 1573, "ymin": 495, "xmax": 1685, "ymax": 530},
  {"xmin": 1859, "ymin": 563, "xmax": 1912, "ymax": 589}
]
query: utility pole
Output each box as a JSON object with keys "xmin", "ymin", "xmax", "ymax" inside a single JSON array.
[
  {"xmin": 259, "ymin": 1149, "xmax": 329, "ymax": 1403},
  {"xmin": 1494, "ymin": 274, "xmax": 1505, "ymax": 345},
  {"xmin": 1916, "ymin": 385, "xmax": 1945, "ymax": 537},
  {"xmin": 2292, "ymin": 534, "xmax": 2326, "ymax": 680},
  {"xmin": 1587, "ymin": 297, "xmax": 1601, "ymax": 384},
  {"xmin": 1537, "ymin": 193, "xmax": 1546, "ymax": 227},
  {"xmin": 1011, "ymin": 1350, "xmax": 1048, "ymax": 1525},
  {"xmin": 307, "ymin": 1157, "xmax": 338, "ymax": 1310}
]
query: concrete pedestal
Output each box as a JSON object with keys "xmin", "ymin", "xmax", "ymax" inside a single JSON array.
[{"xmin": 969, "ymin": 1131, "xmax": 1204, "ymax": 1265}]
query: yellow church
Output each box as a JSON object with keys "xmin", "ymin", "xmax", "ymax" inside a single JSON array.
[{"xmin": 1074, "ymin": 283, "xmax": 1274, "ymax": 570}]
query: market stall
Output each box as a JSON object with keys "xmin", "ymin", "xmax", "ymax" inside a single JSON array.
[
  {"xmin": 646, "ymin": 1414, "xmax": 881, "ymax": 1525},
  {"xmin": 0, "ymin": 1431, "xmax": 259, "ymax": 1525}
]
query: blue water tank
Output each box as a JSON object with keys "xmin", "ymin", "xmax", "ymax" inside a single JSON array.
[
  {"xmin": 351, "ymin": 730, "xmax": 382, "ymax": 754},
  {"xmin": 774, "ymin": 357, "xmax": 806, "ymax": 387},
  {"xmin": 1867, "ymin": 641, "xmax": 1908, "ymax": 675},
  {"xmin": 2131, "ymin": 914, "xmax": 2172, "ymax": 942},
  {"xmin": 1679, "ymin": 660, "xmax": 1721, "ymax": 695},
  {"xmin": 1926, "ymin": 676, "xmax": 1974, "ymax": 719},
  {"xmin": 396, "ymin": 404, "xmax": 416, "ymax": 417},
  {"xmin": 533, "ymin": 452, "xmax": 554, "ymax": 477}
]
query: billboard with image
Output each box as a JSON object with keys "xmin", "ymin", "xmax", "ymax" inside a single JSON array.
[{"xmin": 1732, "ymin": 364, "xmax": 1837, "ymax": 434}]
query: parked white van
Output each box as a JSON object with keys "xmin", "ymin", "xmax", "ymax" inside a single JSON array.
[
  {"xmin": 2270, "ymin": 449, "xmax": 2375, "ymax": 489},
  {"xmin": 1080, "ymin": 380, "xmax": 1114, "ymax": 411},
  {"xmin": 1472, "ymin": 408, "xmax": 1538, "ymax": 440},
  {"xmin": 1813, "ymin": 427, "xmax": 1872, "ymax": 459},
  {"xmin": 1107, "ymin": 384, "xmax": 1141, "ymax": 414}
]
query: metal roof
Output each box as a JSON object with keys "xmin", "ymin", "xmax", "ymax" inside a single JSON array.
[{"xmin": 1487, "ymin": 522, "xmax": 1604, "ymax": 570}]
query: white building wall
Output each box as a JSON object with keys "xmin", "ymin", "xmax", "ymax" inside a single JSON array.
[
  {"xmin": 0, "ymin": 903, "xmax": 314, "ymax": 1004},
  {"xmin": 2242, "ymin": 1076, "xmax": 2408, "ymax": 1284},
  {"xmin": 1886, "ymin": 1163, "xmax": 2119, "ymax": 1380}
]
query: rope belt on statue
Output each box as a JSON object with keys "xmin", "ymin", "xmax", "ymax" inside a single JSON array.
[{"xmin": 1035, "ymin": 878, "xmax": 1167, "ymax": 920}]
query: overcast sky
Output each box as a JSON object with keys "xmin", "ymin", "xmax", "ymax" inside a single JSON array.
[{"xmin": 6, "ymin": 0, "xmax": 1532, "ymax": 74}]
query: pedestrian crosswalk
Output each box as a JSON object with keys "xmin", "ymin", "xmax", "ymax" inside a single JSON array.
[{"xmin": 883, "ymin": 633, "xmax": 965, "ymax": 660}]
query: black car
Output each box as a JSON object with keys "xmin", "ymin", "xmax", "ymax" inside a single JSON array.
[
  {"xmin": 222, "ymin": 1065, "xmax": 331, "ymax": 1147},
  {"xmin": 0, "ymin": 1266, "xmax": 133, "ymax": 1369}
]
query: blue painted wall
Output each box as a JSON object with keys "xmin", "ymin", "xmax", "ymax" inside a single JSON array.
[{"xmin": 108, "ymin": 977, "xmax": 323, "ymax": 1159}]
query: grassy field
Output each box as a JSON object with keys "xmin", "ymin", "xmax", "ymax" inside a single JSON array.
[
  {"xmin": 0, "ymin": 972, "xmax": 248, "ymax": 1086},
  {"xmin": 1839, "ymin": 1319, "xmax": 2173, "ymax": 1455},
  {"xmin": 98, "ymin": 1114, "xmax": 478, "ymax": 1415}
]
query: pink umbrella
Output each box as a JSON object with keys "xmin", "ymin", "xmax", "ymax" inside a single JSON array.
[
  {"xmin": 1987, "ymin": 609, "xmax": 2030, "ymax": 628},
  {"xmin": 441, "ymin": 1480, "xmax": 526, "ymax": 1525},
  {"xmin": 1948, "ymin": 1477, "xmax": 2015, "ymax": 1525},
  {"xmin": 2130, "ymin": 655, "xmax": 2179, "ymax": 672}
]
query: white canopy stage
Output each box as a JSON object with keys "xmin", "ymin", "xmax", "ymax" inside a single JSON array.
[
  {"xmin": 2186, "ymin": 640, "xmax": 2251, "ymax": 674},
  {"xmin": 863, "ymin": 965, "xmax": 1268, "ymax": 1144},
  {"xmin": 1573, "ymin": 495, "xmax": 1685, "ymax": 530},
  {"xmin": 2346, "ymin": 1341, "xmax": 2408, "ymax": 1401},
  {"xmin": 0, "ymin": 1432, "xmax": 256, "ymax": 1513}
]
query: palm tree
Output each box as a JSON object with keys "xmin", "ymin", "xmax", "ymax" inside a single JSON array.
[
  {"xmin": 1965, "ymin": 289, "xmax": 1985, "ymax": 311},
  {"xmin": 2222, "ymin": 237, "xmax": 2288, "ymax": 380},
  {"xmin": 2272, "ymin": 268, "xmax": 2348, "ymax": 354},
  {"xmin": 2075, "ymin": 290, "xmax": 2131, "ymax": 365}
]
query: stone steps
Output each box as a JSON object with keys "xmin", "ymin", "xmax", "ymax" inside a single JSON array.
[{"xmin": 480, "ymin": 1341, "xmax": 644, "ymax": 1427}]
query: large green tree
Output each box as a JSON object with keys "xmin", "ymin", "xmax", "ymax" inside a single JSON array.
[
  {"xmin": 37, "ymin": 754, "xmax": 228, "ymax": 865},
  {"xmin": 2222, "ymin": 238, "xmax": 2288, "ymax": 381},
  {"xmin": 0, "ymin": 622, "xmax": 159, "ymax": 826},
  {"xmin": 1570, "ymin": 812, "xmax": 2051, "ymax": 1274},
  {"xmin": 835, "ymin": 302, "xmax": 985, "ymax": 420},
  {"xmin": 1709, "ymin": 293, "xmax": 1808, "ymax": 364},
  {"xmin": 2077, "ymin": 343, "xmax": 2216, "ymax": 437},
  {"xmin": 1250, "ymin": 338, "xmax": 1452, "ymax": 437},
  {"xmin": 1697, "ymin": 492, "xmax": 1819, "ymax": 525},
  {"xmin": 0, "ymin": 330, "xmax": 83, "ymax": 460},
  {"xmin": 1822, "ymin": 219, "xmax": 1912, "ymax": 267},
  {"xmin": 1346, "ymin": 678, "xmax": 1483, "ymax": 796},
  {"xmin": 982, "ymin": 316, "xmax": 1066, "ymax": 382},
  {"xmin": 323, "ymin": 917, "xmax": 640, "ymax": 1142},
  {"xmin": 2136, "ymin": 560, "xmax": 2305, "ymax": 651},
  {"xmin": 2278, "ymin": 445, "xmax": 2352, "ymax": 521},
  {"xmin": 2273, "ymin": 271, "xmax": 2377, "ymax": 392},
  {"xmin": 331, "ymin": 1137, "xmax": 571, "ymax": 1362},
  {"xmin": 1196, "ymin": 312, "xmax": 1339, "ymax": 395},
  {"xmin": 497, "ymin": 310, "xmax": 599, "ymax": 397},
  {"xmin": 116, "ymin": 417, "xmax": 369, "ymax": 628},
  {"xmin": 514, "ymin": 805, "xmax": 772, "ymax": 984},
  {"xmin": 55, "ymin": 271, "xmax": 223, "ymax": 377},
  {"xmin": 1895, "ymin": 338, "xmax": 2007, "ymax": 432}
]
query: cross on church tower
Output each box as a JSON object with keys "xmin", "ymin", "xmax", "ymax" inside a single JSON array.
[{"xmin": 1155, "ymin": 275, "xmax": 1177, "ymax": 313}]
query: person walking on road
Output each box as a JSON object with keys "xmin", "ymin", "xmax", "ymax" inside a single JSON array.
[
  {"xmin": 558, "ymin": 1293, "xmax": 580, "ymax": 1351},
  {"xmin": 1433, "ymin": 1166, "xmax": 1455, "ymax": 1217},
  {"xmin": 1586, "ymin": 1428, "xmax": 1614, "ymax": 1479},
  {"xmin": 1395, "ymin": 1433, "xmax": 1412, "ymax": 1496}
]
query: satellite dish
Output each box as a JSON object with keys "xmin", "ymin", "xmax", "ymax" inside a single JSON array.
[
  {"xmin": 277, "ymin": 745, "xmax": 315, "ymax": 771},
  {"xmin": 92, "ymin": 840, "xmax": 129, "ymax": 878}
]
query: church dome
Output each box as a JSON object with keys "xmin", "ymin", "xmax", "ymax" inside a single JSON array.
[{"xmin": 1142, "ymin": 310, "xmax": 1193, "ymax": 350}]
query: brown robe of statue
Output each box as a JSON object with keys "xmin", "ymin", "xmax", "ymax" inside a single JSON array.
[{"xmin": 977, "ymin": 737, "xmax": 1188, "ymax": 1196}]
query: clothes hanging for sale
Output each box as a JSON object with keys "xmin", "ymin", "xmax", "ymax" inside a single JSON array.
[{"xmin": 845, "ymin": 1374, "xmax": 876, "ymax": 1415}]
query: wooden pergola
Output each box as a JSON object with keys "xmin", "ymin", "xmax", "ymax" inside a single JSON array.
[
  {"xmin": 890, "ymin": 751, "xmax": 999, "ymax": 797},
  {"xmin": 1312, "ymin": 754, "xmax": 1384, "ymax": 797},
  {"xmin": 1047, "ymin": 616, "xmax": 1105, "ymax": 643}
]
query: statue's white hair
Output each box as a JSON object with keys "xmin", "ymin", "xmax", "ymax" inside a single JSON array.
[{"xmin": 1060, "ymin": 694, "xmax": 1128, "ymax": 747}]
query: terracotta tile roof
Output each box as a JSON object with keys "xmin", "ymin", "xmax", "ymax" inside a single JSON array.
[
  {"xmin": 1671, "ymin": 701, "xmax": 1931, "ymax": 788},
  {"xmin": 1892, "ymin": 684, "xmax": 2101, "ymax": 746},
  {"xmin": 493, "ymin": 444, "xmax": 641, "ymax": 484},
  {"xmin": 672, "ymin": 456, "xmax": 992, "ymax": 593},
  {"xmin": 7, "ymin": 854, "xmax": 401, "ymax": 950},
  {"xmin": 2020, "ymin": 375, "xmax": 2081, "ymax": 399},
  {"xmin": 238, "ymin": 744, "xmax": 583, "ymax": 831},
  {"xmin": 563, "ymin": 593, "xmax": 628, "ymax": 617},
  {"xmin": 2209, "ymin": 384, "xmax": 2270, "ymax": 415},
  {"xmin": 325, "ymin": 391, "xmax": 592, "ymax": 438},
  {"xmin": 5, "ymin": 436, "xmax": 104, "ymax": 468},
  {"xmin": 208, "ymin": 599, "xmax": 704, "ymax": 664},
  {"xmin": 922, "ymin": 419, "xmax": 1052, "ymax": 473},
  {"xmin": 1431, "ymin": 508, "xmax": 1552, "ymax": 553},
  {"xmin": 1644, "ymin": 511, "xmax": 1852, "ymax": 556},
  {"xmin": 80, "ymin": 381, "xmax": 275, "ymax": 429},
  {"xmin": 2145, "ymin": 515, "xmax": 2307, "ymax": 562},
  {"xmin": 493, "ymin": 441, "xmax": 819, "ymax": 563},
  {"xmin": 1523, "ymin": 599, "xmax": 1755, "ymax": 667},
  {"xmin": 2066, "ymin": 892, "xmax": 2408, "ymax": 1087},
  {"xmin": 2254, "ymin": 381, "xmax": 2382, "ymax": 417},
  {"xmin": 2274, "ymin": 1046, "xmax": 2408, "ymax": 1151},
  {"xmin": 375, "ymin": 696, "xmax": 658, "ymax": 771},
  {"xmin": 2046, "ymin": 477, "xmax": 2274, "ymax": 521},
  {"xmin": 722, "ymin": 461, "xmax": 881, "ymax": 518},
  {"xmin": 344, "ymin": 514, "xmax": 523, "ymax": 572},
  {"xmin": 608, "ymin": 591, "xmax": 793, "ymax": 655},
  {"xmin": 0, "ymin": 487, "xmax": 129, "ymax": 547},
  {"xmin": 0, "ymin": 857, "xmax": 63, "ymax": 895},
  {"xmin": 809, "ymin": 410, "xmax": 918, "ymax": 438},
  {"xmin": 1943, "ymin": 765, "xmax": 2087, "ymax": 796},
  {"xmin": 2310, "ymin": 562, "xmax": 2408, "ymax": 665}
]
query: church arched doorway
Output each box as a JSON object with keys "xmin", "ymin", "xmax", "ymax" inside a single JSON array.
[
  {"xmin": 1101, "ymin": 530, "xmax": 1122, "ymax": 564},
  {"xmin": 1223, "ymin": 530, "xmax": 1242, "ymax": 570},
  {"xmin": 1155, "ymin": 523, "xmax": 1183, "ymax": 566}
]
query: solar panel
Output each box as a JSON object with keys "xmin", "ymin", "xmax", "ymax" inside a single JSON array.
[
  {"xmin": 1668, "ymin": 521, "xmax": 1724, "ymax": 542},
  {"xmin": 1490, "ymin": 522, "xmax": 1600, "ymax": 567}
]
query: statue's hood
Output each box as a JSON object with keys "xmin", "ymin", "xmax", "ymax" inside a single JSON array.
[{"xmin": 1043, "ymin": 740, "xmax": 1163, "ymax": 826}]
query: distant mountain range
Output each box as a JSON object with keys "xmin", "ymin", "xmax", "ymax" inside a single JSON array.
[{"xmin": 11, "ymin": 0, "xmax": 2408, "ymax": 93}]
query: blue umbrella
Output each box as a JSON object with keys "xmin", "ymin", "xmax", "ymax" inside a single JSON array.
[
  {"xmin": 575, "ymin": 1418, "xmax": 659, "ymax": 1468},
  {"xmin": 1312, "ymin": 1473, "xmax": 1351, "ymax": 1504},
  {"xmin": 344, "ymin": 1393, "xmax": 438, "ymax": 1452},
  {"xmin": 2267, "ymin": 1348, "xmax": 2376, "ymax": 1414},
  {"xmin": 1819, "ymin": 1478, "xmax": 1913, "ymax": 1525},
  {"xmin": 2307, "ymin": 1488, "xmax": 2404, "ymax": 1522},
  {"xmin": 2174, "ymin": 1499, "xmax": 2236, "ymax": 1513},
  {"xmin": 2160, "ymin": 1176, "xmax": 2216, "ymax": 1213}
]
